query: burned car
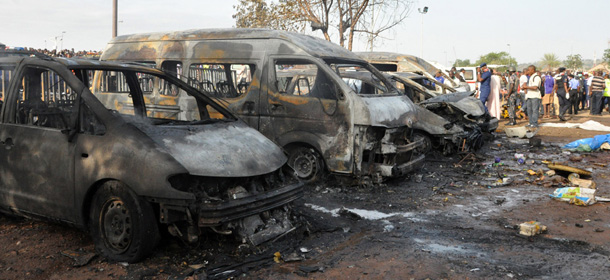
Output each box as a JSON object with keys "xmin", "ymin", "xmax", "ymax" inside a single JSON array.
[
  {"xmin": 389, "ymin": 72, "xmax": 498, "ymax": 138},
  {"xmin": 357, "ymin": 52, "xmax": 469, "ymax": 93},
  {"xmin": 100, "ymin": 28, "xmax": 425, "ymax": 185},
  {"xmin": 338, "ymin": 70, "xmax": 481, "ymax": 154},
  {"xmin": 0, "ymin": 53, "xmax": 303, "ymax": 262}
]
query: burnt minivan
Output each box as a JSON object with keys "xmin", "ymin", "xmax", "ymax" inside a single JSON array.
[
  {"xmin": 0, "ymin": 53, "xmax": 303, "ymax": 262},
  {"xmin": 100, "ymin": 28, "xmax": 425, "ymax": 185}
]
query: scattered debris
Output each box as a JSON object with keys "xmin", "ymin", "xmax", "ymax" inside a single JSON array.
[
  {"xmin": 519, "ymin": 221, "xmax": 547, "ymax": 236},
  {"xmin": 547, "ymin": 162, "xmax": 592, "ymax": 177},
  {"xmin": 273, "ymin": 252, "xmax": 281, "ymax": 263},
  {"xmin": 575, "ymin": 223, "xmax": 584, "ymax": 228},
  {"xmin": 594, "ymin": 228, "xmax": 605, "ymax": 232},
  {"xmin": 550, "ymin": 187, "xmax": 597, "ymax": 206},
  {"xmin": 60, "ymin": 250, "xmax": 97, "ymax": 267}
]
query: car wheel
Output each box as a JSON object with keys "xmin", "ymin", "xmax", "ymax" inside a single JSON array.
[
  {"xmin": 413, "ymin": 132, "xmax": 432, "ymax": 154},
  {"xmin": 287, "ymin": 147, "xmax": 325, "ymax": 183},
  {"xmin": 89, "ymin": 181, "xmax": 160, "ymax": 263}
]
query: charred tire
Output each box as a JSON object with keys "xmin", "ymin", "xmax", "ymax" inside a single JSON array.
[
  {"xmin": 413, "ymin": 132, "xmax": 433, "ymax": 155},
  {"xmin": 287, "ymin": 147, "xmax": 325, "ymax": 183},
  {"xmin": 89, "ymin": 181, "xmax": 160, "ymax": 263}
]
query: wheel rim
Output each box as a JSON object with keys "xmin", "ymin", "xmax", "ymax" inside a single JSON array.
[
  {"xmin": 101, "ymin": 199, "xmax": 132, "ymax": 253},
  {"xmin": 292, "ymin": 150, "xmax": 318, "ymax": 179}
]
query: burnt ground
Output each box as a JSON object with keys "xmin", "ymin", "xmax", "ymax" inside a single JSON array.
[{"xmin": 2, "ymin": 113, "xmax": 610, "ymax": 280}]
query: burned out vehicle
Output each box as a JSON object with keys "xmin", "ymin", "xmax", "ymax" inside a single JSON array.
[
  {"xmin": 339, "ymin": 70, "xmax": 481, "ymax": 154},
  {"xmin": 0, "ymin": 53, "xmax": 303, "ymax": 262},
  {"xmin": 388, "ymin": 72, "xmax": 498, "ymax": 143},
  {"xmin": 100, "ymin": 28, "xmax": 425, "ymax": 185},
  {"xmin": 357, "ymin": 52, "xmax": 469, "ymax": 93}
]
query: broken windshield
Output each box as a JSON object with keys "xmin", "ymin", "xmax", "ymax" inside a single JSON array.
[
  {"xmin": 325, "ymin": 60, "xmax": 398, "ymax": 96},
  {"xmin": 83, "ymin": 67, "xmax": 235, "ymax": 125}
]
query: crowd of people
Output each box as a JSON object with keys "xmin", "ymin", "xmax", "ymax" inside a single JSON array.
[
  {"xmin": 445, "ymin": 64, "xmax": 609, "ymax": 129},
  {"xmin": 1, "ymin": 46, "xmax": 101, "ymax": 58}
]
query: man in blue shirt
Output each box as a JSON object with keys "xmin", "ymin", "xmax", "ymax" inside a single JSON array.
[
  {"xmin": 568, "ymin": 74, "xmax": 580, "ymax": 114},
  {"xmin": 477, "ymin": 63, "xmax": 492, "ymax": 112},
  {"xmin": 434, "ymin": 71, "xmax": 445, "ymax": 84}
]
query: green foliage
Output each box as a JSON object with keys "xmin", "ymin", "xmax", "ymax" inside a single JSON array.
[
  {"xmin": 603, "ymin": 48, "xmax": 610, "ymax": 64},
  {"xmin": 564, "ymin": 54, "xmax": 583, "ymax": 70},
  {"xmin": 475, "ymin": 52, "xmax": 516, "ymax": 66},
  {"xmin": 539, "ymin": 53, "xmax": 561, "ymax": 71},
  {"xmin": 232, "ymin": 0, "xmax": 302, "ymax": 31},
  {"xmin": 453, "ymin": 59, "xmax": 472, "ymax": 67}
]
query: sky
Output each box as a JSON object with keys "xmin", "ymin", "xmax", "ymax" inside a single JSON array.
[{"xmin": 2, "ymin": 0, "xmax": 609, "ymax": 67}]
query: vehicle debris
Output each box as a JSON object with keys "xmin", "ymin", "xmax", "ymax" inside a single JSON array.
[
  {"xmin": 0, "ymin": 51, "xmax": 304, "ymax": 263},
  {"xmin": 101, "ymin": 29, "xmax": 426, "ymax": 185},
  {"xmin": 60, "ymin": 250, "xmax": 97, "ymax": 267}
]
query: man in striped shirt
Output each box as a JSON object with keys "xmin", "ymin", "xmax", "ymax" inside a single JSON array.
[{"xmin": 589, "ymin": 71, "xmax": 606, "ymax": 115}]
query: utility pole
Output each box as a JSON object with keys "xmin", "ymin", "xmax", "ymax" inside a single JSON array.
[
  {"xmin": 112, "ymin": 0, "xmax": 118, "ymax": 38},
  {"xmin": 418, "ymin": 7, "xmax": 428, "ymax": 58}
]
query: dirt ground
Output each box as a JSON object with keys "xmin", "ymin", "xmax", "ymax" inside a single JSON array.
[{"xmin": 1, "ymin": 113, "xmax": 610, "ymax": 280}]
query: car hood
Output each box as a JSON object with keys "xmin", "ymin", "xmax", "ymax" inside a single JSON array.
[
  {"xmin": 422, "ymin": 91, "xmax": 486, "ymax": 117},
  {"xmin": 357, "ymin": 95, "xmax": 417, "ymax": 128},
  {"xmin": 134, "ymin": 120, "xmax": 287, "ymax": 177}
]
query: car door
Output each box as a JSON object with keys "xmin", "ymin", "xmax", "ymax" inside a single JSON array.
[
  {"xmin": 0, "ymin": 63, "xmax": 78, "ymax": 221},
  {"xmin": 259, "ymin": 57, "xmax": 352, "ymax": 173}
]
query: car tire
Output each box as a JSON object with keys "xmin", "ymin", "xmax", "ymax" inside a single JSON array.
[
  {"xmin": 89, "ymin": 181, "xmax": 160, "ymax": 263},
  {"xmin": 287, "ymin": 146, "xmax": 326, "ymax": 183}
]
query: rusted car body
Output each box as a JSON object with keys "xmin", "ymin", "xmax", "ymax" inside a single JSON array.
[
  {"xmin": 100, "ymin": 28, "xmax": 425, "ymax": 184},
  {"xmin": 0, "ymin": 53, "xmax": 303, "ymax": 262},
  {"xmin": 389, "ymin": 72, "xmax": 498, "ymax": 144},
  {"xmin": 357, "ymin": 52, "xmax": 469, "ymax": 93}
]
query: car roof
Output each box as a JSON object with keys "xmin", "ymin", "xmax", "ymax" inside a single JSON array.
[
  {"xmin": 0, "ymin": 54, "xmax": 166, "ymax": 74},
  {"xmin": 108, "ymin": 28, "xmax": 360, "ymax": 61}
]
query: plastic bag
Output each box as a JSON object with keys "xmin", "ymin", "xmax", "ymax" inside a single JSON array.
[{"xmin": 563, "ymin": 134, "xmax": 610, "ymax": 151}]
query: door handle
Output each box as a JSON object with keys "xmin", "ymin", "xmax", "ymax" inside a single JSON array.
[{"xmin": 1, "ymin": 138, "xmax": 13, "ymax": 150}]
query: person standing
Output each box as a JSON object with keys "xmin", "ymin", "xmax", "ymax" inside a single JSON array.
[
  {"xmin": 542, "ymin": 72, "xmax": 555, "ymax": 118},
  {"xmin": 602, "ymin": 74, "xmax": 610, "ymax": 112},
  {"xmin": 589, "ymin": 71, "xmax": 606, "ymax": 115},
  {"xmin": 567, "ymin": 74, "xmax": 580, "ymax": 115},
  {"xmin": 518, "ymin": 68, "xmax": 529, "ymax": 115},
  {"xmin": 488, "ymin": 69, "xmax": 502, "ymax": 119},
  {"xmin": 586, "ymin": 73, "xmax": 593, "ymax": 109},
  {"xmin": 581, "ymin": 73, "xmax": 589, "ymax": 110},
  {"xmin": 553, "ymin": 67, "xmax": 570, "ymax": 121},
  {"xmin": 477, "ymin": 63, "xmax": 492, "ymax": 112},
  {"xmin": 506, "ymin": 67, "xmax": 519, "ymax": 125},
  {"xmin": 522, "ymin": 65, "xmax": 542, "ymax": 128}
]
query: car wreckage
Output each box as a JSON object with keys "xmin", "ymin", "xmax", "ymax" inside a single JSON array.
[
  {"xmin": 339, "ymin": 70, "xmax": 487, "ymax": 154},
  {"xmin": 0, "ymin": 52, "xmax": 304, "ymax": 262},
  {"xmin": 100, "ymin": 28, "xmax": 426, "ymax": 185},
  {"xmin": 357, "ymin": 52, "xmax": 470, "ymax": 93},
  {"xmin": 388, "ymin": 72, "xmax": 499, "ymax": 150}
]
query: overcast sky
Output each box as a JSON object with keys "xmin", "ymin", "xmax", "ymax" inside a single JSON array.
[{"xmin": 2, "ymin": 0, "xmax": 608, "ymax": 66}]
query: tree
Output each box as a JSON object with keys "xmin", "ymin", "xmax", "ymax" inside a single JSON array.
[
  {"xmin": 453, "ymin": 59, "xmax": 472, "ymax": 67},
  {"xmin": 475, "ymin": 52, "xmax": 516, "ymax": 66},
  {"xmin": 232, "ymin": 0, "xmax": 303, "ymax": 32},
  {"xmin": 603, "ymin": 48, "xmax": 610, "ymax": 64},
  {"xmin": 233, "ymin": 0, "xmax": 413, "ymax": 51},
  {"xmin": 564, "ymin": 54, "xmax": 583, "ymax": 70},
  {"xmin": 539, "ymin": 53, "xmax": 560, "ymax": 71}
]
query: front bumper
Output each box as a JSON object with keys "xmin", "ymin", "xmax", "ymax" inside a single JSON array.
[{"xmin": 196, "ymin": 182, "xmax": 304, "ymax": 227}]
